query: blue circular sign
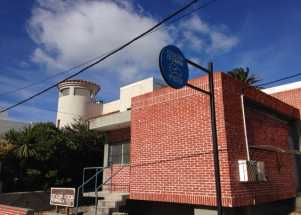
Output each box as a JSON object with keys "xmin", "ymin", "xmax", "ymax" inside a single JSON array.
[{"xmin": 159, "ymin": 45, "xmax": 189, "ymax": 89}]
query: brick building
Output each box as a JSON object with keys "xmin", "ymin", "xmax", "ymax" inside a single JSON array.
[{"xmin": 58, "ymin": 73, "xmax": 301, "ymax": 214}]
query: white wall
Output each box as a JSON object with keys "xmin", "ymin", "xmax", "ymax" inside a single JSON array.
[
  {"xmin": 57, "ymin": 86, "xmax": 92, "ymax": 127},
  {"xmin": 119, "ymin": 77, "xmax": 165, "ymax": 112},
  {"xmin": 57, "ymin": 77, "xmax": 166, "ymax": 127},
  {"xmin": 102, "ymin": 100, "xmax": 120, "ymax": 114}
]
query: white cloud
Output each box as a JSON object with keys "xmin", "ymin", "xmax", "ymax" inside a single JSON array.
[
  {"xmin": 183, "ymin": 15, "xmax": 210, "ymax": 34},
  {"xmin": 208, "ymin": 31, "xmax": 239, "ymax": 53},
  {"xmin": 178, "ymin": 15, "xmax": 239, "ymax": 54},
  {"xmin": 27, "ymin": 0, "xmax": 238, "ymax": 82},
  {"xmin": 27, "ymin": 0, "xmax": 172, "ymax": 82},
  {"xmin": 32, "ymin": 48, "xmax": 65, "ymax": 70}
]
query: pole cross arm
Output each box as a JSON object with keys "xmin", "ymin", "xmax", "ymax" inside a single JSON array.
[
  {"xmin": 186, "ymin": 83, "xmax": 210, "ymax": 95},
  {"xmin": 186, "ymin": 59, "xmax": 210, "ymax": 73}
]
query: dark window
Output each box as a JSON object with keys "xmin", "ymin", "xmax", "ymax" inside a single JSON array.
[
  {"xmin": 90, "ymin": 92, "xmax": 95, "ymax": 99},
  {"xmin": 74, "ymin": 88, "xmax": 89, "ymax": 96},
  {"xmin": 59, "ymin": 88, "xmax": 70, "ymax": 97},
  {"xmin": 123, "ymin": 143, "xmax": 129, "ymax": 164},
  {"xmin": 57, "ymin": 119, "xmax": 61, "ymax": 128},
  {"xmin": 109, "ymin": 142, "xmax": 130, "ymax": 165}
]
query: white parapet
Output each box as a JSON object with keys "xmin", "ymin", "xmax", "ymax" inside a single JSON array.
[{"xmin": 119, "ymin": 77, "xmax": 166, "ymax": 112}]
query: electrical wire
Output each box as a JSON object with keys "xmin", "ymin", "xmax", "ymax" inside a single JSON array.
[
  {"xmin": 0, "ymin": 53, "xmax": 111, "ymax": 98},
  {"xmin": 259, "ymin": 72, "xmax": 301, "ymax": 88},
  {"xmin": 148, "ymin": 0, "xmax": 217, "ymax": 34},
  {"xmin": 0, "ymin": 0, "xmax": 216, "ymax": 99},
  {"xmin": 0, "ymin": 0, "xmax": 218, "ymax": 114}
]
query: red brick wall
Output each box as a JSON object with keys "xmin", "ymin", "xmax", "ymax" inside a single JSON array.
[
  {"xmin": 129, "ymin": 72, "xmax": 299, "ymax": 207},
  {"xmin": 103, "ymin": 165, "xmax": 130, "ymax": 192},
  {"xmin": 268, "ymin": 88, "xmax": 301, "ymax": 118},
  {"xmin": 130, "ymin": 73, "xmax": 231, "ymax": 206},
  {"xmin": 219, "ymin": 74, "xmax": 298, "ymax": 206},
  {"xmin": 103, "ymin": 128, "xmax": 130, "ymax": 192},
  {"xmin": 0, "ymin": 204, "xmax": 33, "ymax": 215},
  {"xmin": 107, "ymin": 127, "xmax": 130, "ymax": 143},
  {"xmin": 238, "ymin": 107, "xmax": 295, "ymax": 205}
]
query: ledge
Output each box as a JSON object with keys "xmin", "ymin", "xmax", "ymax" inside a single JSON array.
[{"xmin": 89, "ymin": 110, "xmax": 131, "ymax": 131}]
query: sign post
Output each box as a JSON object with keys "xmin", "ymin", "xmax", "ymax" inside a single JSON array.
[
  {"xmin": 50, "ymin": 187, "xmax": 75, "ymax": 214},
  {"xmin": 159, "ymin": 45, "xmax": 223, "ymax": 215}
]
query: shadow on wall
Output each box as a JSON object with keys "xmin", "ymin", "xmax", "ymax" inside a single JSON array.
[
  {"xmin": 0, "ymin": 191, "xmax": 52, "ymax": 211},
  {"xmin": 123, "ymin": 198, "xmax": 295, "ymax": 215}
]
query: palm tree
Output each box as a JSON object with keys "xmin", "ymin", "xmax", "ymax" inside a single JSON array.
[
  {"xmin": 227, "ymin": 67, "xmax": 261, "ymax": 87},
  {"xmin": 5, "ymin": 127, "xmax": 37, "ymax": 160}
]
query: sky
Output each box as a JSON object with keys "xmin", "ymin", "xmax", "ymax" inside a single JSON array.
[{"xmin": 0, "ymin": 0, "xmax": 301, "ymax": 123}]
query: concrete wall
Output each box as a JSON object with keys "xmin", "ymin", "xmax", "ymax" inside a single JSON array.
[
  {"xmin": 119, "ymin": 77, "xmax": 165, "ymax": 112},
  {"xmin": 0, "ymin": 119, "xmax": 27, "ymax": 135},
  {"xmin": 102, "ymin": 100, "xmax": 120, "ymax": 115}
]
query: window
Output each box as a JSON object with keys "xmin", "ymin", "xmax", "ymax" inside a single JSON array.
[
  {"xmin": 59, "ymin": 88, "xmax": 70, "ymax": 97},
  {"xmin": 90, "ymin": 92, "xmax": 95, "ymax": 99},
  {"xmin": 109, "ymin": 142, "xmax": 130, "ymax": 165},
  {"xmin": 74, "ymin": 88, "xmax": 89, "ymax": 96},
  {"xmin": 57, "ymin": 119, "xmax": 61, "ymax": 128}
]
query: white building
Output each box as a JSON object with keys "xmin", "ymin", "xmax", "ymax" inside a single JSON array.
[
  {"xmin": 56, "ymin": 77, "xmax": 166, "ymax": 129},
  {"xmin": 0, "ymin": 108, "xmax": 27, "ymax": 135}
]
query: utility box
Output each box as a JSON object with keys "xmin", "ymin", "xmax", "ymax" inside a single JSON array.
[{"xmin": 238, "ymin": 160, "xmax": 267, "ymax": 182}]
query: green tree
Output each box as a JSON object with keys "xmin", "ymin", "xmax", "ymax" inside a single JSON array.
[
  {"xmin": 227, "ymin": 67, "xmax": 261, "ymax": 87},
  {"xmin": 5, "ymin": 127, "xmax": 37, "ymax": 160},
  {"xmin": 1, "ymin": 121, "xmax": 105, "ymax": 192},
  {"xmin": 0, "ymin": 139, "xmax": 14, "ymax": 160},
  {"xmin": 59, "ymin": 120, "xmax": 105, "ymax": 187}
]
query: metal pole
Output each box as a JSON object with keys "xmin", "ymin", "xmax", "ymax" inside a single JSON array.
[
  {"xmin": 82, "ymin": 168, "xmax": 85, "ymax": 193},
  {"xmin": 241, "ymin": 94, "xmax": 251, "ymax": 161},
  {"xmin": 208, "ymin": 62, "xmax": 223, "ymax": 215},
  {"xmin": 111, "ymin": 162, "xmax": 113, "ymax": 192},
  {"xmin": 75, "ymin": 187, "xmax": 80, "ymax": 215},
  {"xmin": 94, "ymin": 169, "xmax": 98, "ymax": 215}
]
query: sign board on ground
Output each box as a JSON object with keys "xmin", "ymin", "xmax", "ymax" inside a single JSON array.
[
  {"xmin": 50, "ymin": 187, "xmax": 75, "ymax": 207},
  {"xmin": 159, "ymin": 45, "xmax": 189, "ymax": 89}
]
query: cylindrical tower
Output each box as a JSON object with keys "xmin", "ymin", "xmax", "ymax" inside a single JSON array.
[{"xmin": 56, "ymin": 80, "xmax": 100, "ymax": 128}]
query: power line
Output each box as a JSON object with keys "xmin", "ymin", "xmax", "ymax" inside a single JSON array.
[
  {"xmin": 0, "ymin": 0, "xmax": 210, "ymax": 114},
  {"xmin": 0, "ymin": 0, "xmax": 216, "ymax": 99},
  {"xmin": 0, "ymin": 52, "xmax": 113, "ymax": 98},
  {"xmin": 4, "ymin": 101, "xmax": 82, "ymax": 117},
  {"xmin": 149, "ymin": 0, "xmax": 217, "ymax": 34},
  {"xmin": 259, "ymin": 72, "xmax": 301, "ymax": 88}
]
